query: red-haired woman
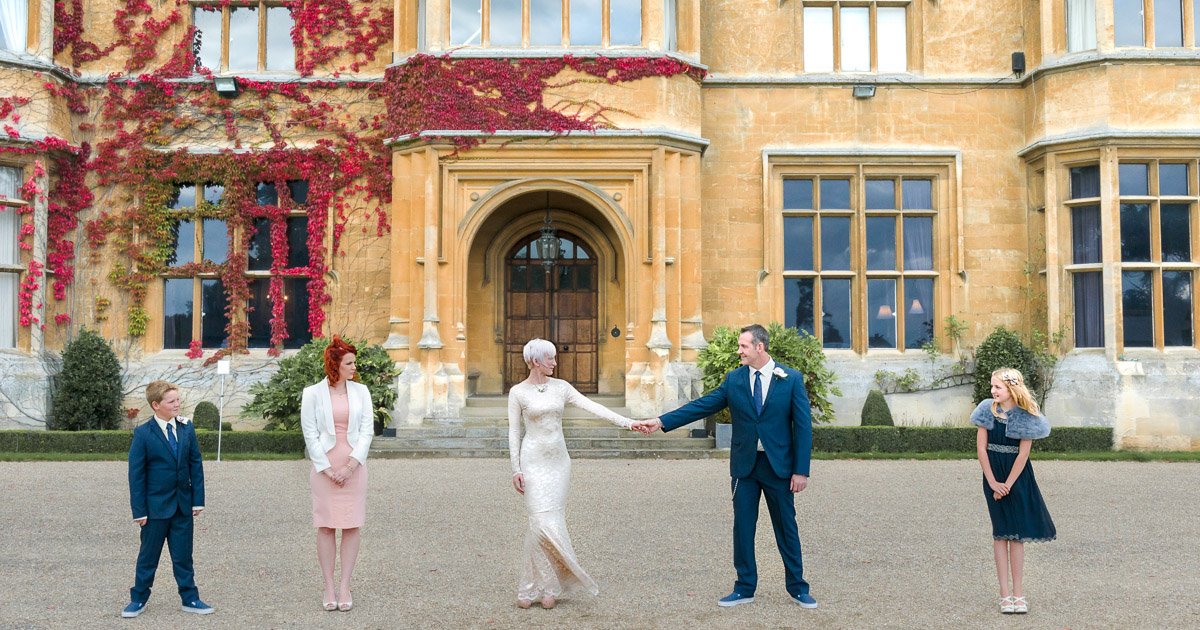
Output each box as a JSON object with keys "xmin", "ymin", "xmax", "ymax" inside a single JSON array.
[{"xmin": 300, "ymin": 336, "xmax": 374, "ymax": 612}]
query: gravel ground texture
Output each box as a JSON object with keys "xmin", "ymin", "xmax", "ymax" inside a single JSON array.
[{"xmin": 1, "ymin": 458, "xmax": 1198, "ymax": 630}]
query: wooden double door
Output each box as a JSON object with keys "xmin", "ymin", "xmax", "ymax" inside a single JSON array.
[{"xmin": 504, "ymin": 231, "xmax": 598, "ymax": 393}]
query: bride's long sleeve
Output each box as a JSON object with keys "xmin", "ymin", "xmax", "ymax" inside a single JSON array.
[
  {"xmin": 508, "ymin": 392, "xmax": 524, "ymax": 474},
  {"xmin": 565, "ymin": 384, "xmax": 633, "ymax": 429}
]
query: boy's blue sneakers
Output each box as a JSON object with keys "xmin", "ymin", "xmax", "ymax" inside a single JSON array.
[
  {"xmin": 182, "ymin": 600, "xmax": 215, "ymax": 614},
  {"xmin": 791, "ymin": 593, "xmax": 819, "ymax": 608},
  {"xmin": 121, "ymin": 601, "xmax": 146, "ymax": 618},
  {"xmin": 717, "ymin": 592, "xmax": 755, "ymax": 607}
]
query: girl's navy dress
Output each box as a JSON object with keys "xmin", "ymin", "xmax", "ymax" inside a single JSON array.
[{"xmin": 983, "ymin": 414, "xmax": 1056, "ymax": 542}]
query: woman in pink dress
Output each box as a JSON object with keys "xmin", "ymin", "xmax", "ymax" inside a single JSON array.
[{"xmin": 300, "ymin": 336, "xmax": 375, "ymax": 612}]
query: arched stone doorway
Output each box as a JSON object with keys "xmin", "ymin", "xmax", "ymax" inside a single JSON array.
[{"xmin": 504, "ymin": 231, "xmax": 598, "ymax": 392}]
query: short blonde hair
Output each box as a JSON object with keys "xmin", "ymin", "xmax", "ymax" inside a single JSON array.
[
  {"xmin": 991, "ymin": 368, "xmax": 1041, "ymax": 417},
  {"xmin": 523, "ymin": 338, "xmax": 556, "ymax": 368},
  {"xmin": 145, "ymin": 380, "xmax": 179, "ymax": 406}
]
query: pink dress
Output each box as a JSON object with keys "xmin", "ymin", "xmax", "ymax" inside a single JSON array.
[{"xmin": 310, "ymin": 389, "xmax": 367, "ymax": 529}]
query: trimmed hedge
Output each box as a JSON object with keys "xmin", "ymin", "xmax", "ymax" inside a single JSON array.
[
  {"xmin": 0, "ymin": 430, "xmax": 304, "ymax": 454},
  {"xmin": 812, "ymin": 426, "xmax": 1114, "ymax": 453}
]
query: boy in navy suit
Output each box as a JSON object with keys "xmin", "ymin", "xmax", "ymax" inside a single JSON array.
[{"xmin": 122, "ymin": 380, "xmax": 214, "ymax": 618}]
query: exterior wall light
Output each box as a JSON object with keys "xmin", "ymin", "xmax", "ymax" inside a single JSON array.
[
  {"xmin": 852, "ymin": 85, "xmax": 876, "ymax": 99},
  {"xmin": 213, "ymin": 76, "xmax": 240, "ymax": 99}
]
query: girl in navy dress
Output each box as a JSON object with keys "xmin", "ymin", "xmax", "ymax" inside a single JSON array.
[{"xmin": 971, "ymin": 368, "xmax": 1055, "ymax": 615}]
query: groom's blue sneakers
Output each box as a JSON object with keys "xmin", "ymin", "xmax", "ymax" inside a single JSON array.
[
  {"xmin": 718, "ymin": 592, "xmax": 755, "ymax": 607},
  {"xmin": 791, "ymin": 593, "xmax": 819, "ymax": 608}
]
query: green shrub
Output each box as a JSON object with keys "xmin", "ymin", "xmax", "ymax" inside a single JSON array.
[
  {"xmin": 192, "ymin": 401, "xmax": 220, "ymax": 431},
  {"xmin": 0, "ymin": 430, "xmax": 301, "ymax": 454},
  {"xmin": 860, "ymin": 390, "xmax": 894, "ymax": 426},
  {"xmin": 243, "ymin": 337, "xmax": 399, "ymax": 431},
  {"xmin": 811, "ymin": 426, "xmax": 1113, "ymax": 453},
  {"xmin": 973, "ymin": 326, "xmax": 1041, "ymax": 404},
  {"xmin": 50, "ymin": 329, "xmax": 123, "ymax": 431},
  {"xmin": 697, "ymin": 323, "xmax": 842, "ymax": 424}
]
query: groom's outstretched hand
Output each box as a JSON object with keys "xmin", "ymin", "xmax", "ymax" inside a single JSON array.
[
  {"xmin": 790, "ymin": 474, "xmax": 808, "ymax": 493},
  {"xmin": 630, "ymin": 418, "xmax": 663, "ymax": 434}
]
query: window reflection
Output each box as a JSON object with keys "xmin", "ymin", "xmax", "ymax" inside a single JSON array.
[
  {"xmin": 201, "ymin": 279, "xmax": 228, "ymax": 348},
  {"xmin": 265, "ymin": 7, "xmax": 295, "ymax": 71},
  {"xmin": 571, "ymin": 0, "xmax": 602, "ymax": 46},
  {"xmin": 786, "ymin": 278, "xmax": 815, "ymax": 337},
  {"xmin": 163, "ymin": 279, "xmax": 193, "ymax": 349},
  {"xmin": 168, "ymin": 220, "xmax": 195, "ymax": 267},
  {"xmin": 247, "ymin": 218, "xmax": 272, "ymax": 270},
  {"xmin": 821, "ymin": 278, "xmax": 852, "ymax": 349},
  {"xmin": 228, "ymin": 6, "xmax": 260, "ymax": 71},
  {"xmin": 610, "ymin": 0, "xmax": 642, "ymax": 46}
]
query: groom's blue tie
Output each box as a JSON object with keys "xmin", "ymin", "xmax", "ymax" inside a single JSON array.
[
  {"xmin": 753, "ymin": 370, "xmax": 764, "ymax": 415},
  {"xmin": 166, "ymin": 422, "xmax": 178, "ymax": 458}
]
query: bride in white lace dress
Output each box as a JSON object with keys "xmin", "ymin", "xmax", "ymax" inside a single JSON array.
[{"xmin": 508, "ymin": 338, "xmax": 649, "ymax": 609}]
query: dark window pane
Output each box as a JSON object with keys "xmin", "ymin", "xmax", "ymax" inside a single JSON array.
[
  {"xmin": 1159, "ymin": 163, "xmax": 1189, "ymax": 196},
  {"xmin": 783, "ymin": 216, "xmax": 814, "ymax": 271},
  {"xmin": 247, "ymin": 218, "xmax": 273, "ymax": 271},
  {"xmin": 511, "ymin": 264, "xmax": 527, "ymax": 290},
  {"xmin": 1070, "ymin": 165, "xmax": 1100, "ymax": 199},
  {"xmin": 202, "ymin": 219, "xmax": 228, "ymax": 264},
  {"xmin": 490, "ymin": 0, "xmax": 522, "ymax": 46},
  {"xmin": 256, "ymin": 182, "xmax": 278, "ymax": 206},
  {"xmin": 904, "ymin": 278, "xmax": 935, "ymax": 349},
  {"xmin": 783, "ymin": 179, "xmax": 813, "ymax": 209},
  {"xmin": 820, "ymin": 179, "xmax": 851, "ymax": 209},
  {"xmin": 867, "ymin": 279, "xmax": 897, "ymax": 348},
  {"xmin": 1163, "ymin": 271, "xmax": 1194, "ymax": 346},
  {"xmin": 570, "ymin": 0, "xmax": 602, "ymax": 46},
  {"xmin": 1118, "ymin": 163, "xmax": 1149, "ymax": 196},
  {"xmin": 1161, "ymin": 204, "xmax": 1192, "ymax": 262},
  {"xmin": 1155, "ymin": 0, "xmax": 1184, "ymax": 46},
  {"xmin": 286, "ymin": 217, "xmax": 309, "ymax": 268},
  {"xmin": 865, "ymin": 179, "xmax": 895, "ymax": 210},
  {"xmin": 287, "ymin": 180, "xmax": 308, "ymax": 205},
  {"xmin": 821, "ymin": 278, "xmax": 851, "ymax": 349},
  {"xmin": 1071, "ymin": 205, "xmax": 1102, "ymax": 264},
  {"xmin": 167, "ymin": 220, "xmax": 195, "ymax": 267},
  {"xmin": 1074, "ymin": 271, "xmax": 1104, "ymax": 347},
  {"xmin": 202, "ymin": 183, "xmax": 224, "ymax": 204},
  {"xmin": 530, "ymin": 0, "xmax": 563, "ymax": 46},
  {"xmin": 1114, "ymin": 0, "xmax": 1145, "ymax": 46},
  {"xmin": 200, "ymin": 279, "xmax": 228, "ymax": 349},
  {"xmin": 557, "ymin": 265, "xmax": 574, "ymax": 290},
  {"xmin": 530, "ymin": 266, "xmax": 546, "ymax": 291},
  {"xmin": 865, "ymin": 216, "xmax": 896, "ymax": 270},
  {"xmin": 1120, "ymin": 203, "xmax": 1151, "ymax": 262},
  {"xmin": 576, "ymin": 265, "xmax": 592, "ymax": 290},
  {"xmin": 228, "ymin": 6, "xmax": 260, "ymax": 71},
  {"xmin": 283, "ymin": 278, "xmax": 311, "ymax": 349},
  {"xmin": 820, "ymin": 216, "xmax": 851, "ymax": 270},
  {"xmin": 903, "ymin": 216, "xmax": 934, "ymax": 270},
  {"xmin": 785, "ymin": 277, "xmax": 816, "ymax": 337},
  {"xmin": 902, "ymin": 179, "xmax": 932, "ymax": 209},
  {"xmin": 1122, "ymin": 270, "xmax": 1154, "ymax": 347},
  {"xmin": 171, "ymin": 184, "xmax": 196, "ymax": 209},
  {"xmin": 163, "ymin": 279, "xmax": 193, "ymax": 349},
  {"xmin": 247, "ymin": 278, "xmax": 272, "ymax": 348},
  {"xmin": 265, "ymin": 6, "xmax": 295, "ymax": 71}
]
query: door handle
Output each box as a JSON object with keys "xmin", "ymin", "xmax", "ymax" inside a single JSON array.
[{"xmin": 562, "ymin": 345, "xmax": 570, "ymax": 352}]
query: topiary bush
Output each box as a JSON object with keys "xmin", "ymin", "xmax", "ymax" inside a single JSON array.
[
  {"xmin": 697, "ymin": 323, "xmax": 842, "ymax": 424},
  {"xmin": 860, "ymin": 390, "xmax": 894, "ymax": 426},
  {"xmin": 243, "ymin": 337, "xmax": 400, "ymax": 432},
  {"xmin": 50, "ymin": 329, "xmax": 123, "ymax": 430},
  {"xmin": 973, "ymin": 326, "xmax": 1041, "ymax": 404},
  {"xmin": 192, "ymin": 401, "xmax": 220, "ymax": 431}
]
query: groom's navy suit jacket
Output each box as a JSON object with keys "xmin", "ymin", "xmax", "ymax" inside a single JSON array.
[
  {"xmin": 661, "ymin": 364, "xmax": 812, "ymax": 479},
  {"xmin": 128, "ymin": 418, "xmax": 205, "ymax": 520}
]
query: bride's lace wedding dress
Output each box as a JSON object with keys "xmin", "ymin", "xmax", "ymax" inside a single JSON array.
[{"xmin": 507, "ymin": 378, "xmax": 633, "ymax": 601}]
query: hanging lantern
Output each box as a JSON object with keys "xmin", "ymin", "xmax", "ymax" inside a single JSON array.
[{"xmin": 536, "ymin": 209, "xmax": 560, "ymax": 273}]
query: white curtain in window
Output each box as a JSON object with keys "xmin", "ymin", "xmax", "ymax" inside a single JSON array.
[
  {"xmin": 0, "ymin": 272, "xmax": 15, "ymax": 347},
  {"xmin": 1066, "ymin": 0, "xmax": 1097, "ymax": 52},
  {"xmin": 803, "ymin": 7, "xmax": 833, "ymax": 72},
  {"xmin": 0, "ymin": 0, "xmax": 28, "ymax": 53},
  {"xmin": 0, "ymin": 207, "xmax": 16, "ymax": 265},
  {"xmin": 840, "ymin": 7, "xmax": 870, "ymax": 72},
  {"xmin": 877, "ymin": 7, "xmax": 907, "ymax": 73}
]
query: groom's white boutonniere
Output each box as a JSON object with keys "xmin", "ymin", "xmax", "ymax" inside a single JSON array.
[{"xmin": 772, "ymin": 367, "xmax": 787, "ymax": 380}]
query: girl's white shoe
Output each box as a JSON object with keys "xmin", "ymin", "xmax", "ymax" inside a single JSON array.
[
  {"xmin": 1012, "ymin": 596, "xmax": 1028, "ymax": 614},
  {"xmin": 1000, "ymin": 596, "xmax": 1016, "ymax": 614}
]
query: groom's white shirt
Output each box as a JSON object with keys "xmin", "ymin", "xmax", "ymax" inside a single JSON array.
[{"xmin": 747, "ymin": 358, "xmax": 775, "ymax": 452}]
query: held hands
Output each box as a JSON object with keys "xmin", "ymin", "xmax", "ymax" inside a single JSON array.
[
  {"xmin": 630, "ymin": 418, "xmax": 663, "ymax": 434},
  {"xmin": 512, "ymin": 472, "xmax": 525, "ymax": 495},
  {"xmin": 790, "ymin": 474, "xmax": 808, "ymax": 493},
  {"xmin": 325, "ymin": 468, "xmax": 347, "ymax": 487},
  {"xmin": 988, "ymin": 480, "xmax": 1010, "ymax": 498}
]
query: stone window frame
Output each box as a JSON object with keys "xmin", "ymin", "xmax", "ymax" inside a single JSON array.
[
  {"xmin": 190, "ymin": 1, "xmax": 296, "ymax": 74},
  {"xmin": 1050, "ymin": 147, "xmax": 1200, "ymax": 355},
  {"xmin": 764, "ymin": 152, "xmax": 960, "ymax": 355},
  {"xmin": 0, "ymin": 161, "xmax": 28, "ymax": 350},
  {"xmin": 799, "ymin": 1, "xmax": 920, "ymax": 74},
  {"xmin": 443, "ymin": 0, "xmax": 646, "ymax": 49}
]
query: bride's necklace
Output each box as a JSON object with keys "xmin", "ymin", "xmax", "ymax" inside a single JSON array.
[{"xmin": 531, "ymin": 378, "xmax": 549, "ymax": 393}]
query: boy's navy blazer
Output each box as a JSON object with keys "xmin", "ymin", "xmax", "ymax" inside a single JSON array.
[
  {"xmin": 128, "ymin": 417, "xmax": 205, "ymax": 520},
  {"xmin": 660, "ymin": 363, "xmax": 813, "ymax": 479}
]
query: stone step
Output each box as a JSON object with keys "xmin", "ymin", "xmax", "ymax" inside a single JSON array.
[
  {"xmin": 388, "ymin": 426, "xmax": 636, "ymax": 438},
  {"xmin": 459, "ymin": 406, "xmax": 633, "ymax": 419},
  {"xmin": 464, "ymin": 394, "xmax": 626, "ymax": 408},
  {"xmin": 375, "ymin": 437, "xmax": 713, "ymax": 450},
  {"xmin": 367, "ymin": 448, "xmax": 725, "ymax": 460}
]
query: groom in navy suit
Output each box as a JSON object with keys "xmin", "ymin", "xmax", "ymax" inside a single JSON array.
[
  {"xmin": 122, "ymin": 380, "xmax": 213, "ymax": 618},
  {"xmin": 638, "ymin": 324, "xmax": 817, "ymax": 608}
]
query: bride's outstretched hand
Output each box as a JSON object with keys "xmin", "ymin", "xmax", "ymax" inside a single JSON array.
[
  {"xmin": 630, "ymin": 418, "xmax": 663, "ymax": 434},
  {"xmin": 512, "ymin": 472, "xmax": 525, "ymax": 495}
]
